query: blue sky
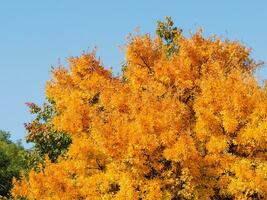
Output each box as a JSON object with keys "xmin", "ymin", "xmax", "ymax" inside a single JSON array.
[{"xmin": 0, "ymin": 1, "xmax": 266, "ymax": 147}]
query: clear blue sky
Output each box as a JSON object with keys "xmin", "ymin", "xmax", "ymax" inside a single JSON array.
[{"xmin": 0, "ymin": 1, "xmax": 267, "ymax": 147}]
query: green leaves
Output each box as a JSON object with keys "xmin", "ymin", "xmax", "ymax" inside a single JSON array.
[
  {"xmin": 156, "ymin": 16, "xmax": 182, "ymax": 56},
  {"xmin": 25, "ymin": 101, "xmax": 72, "ymax": 164},
  {"xmin": 0, "ymin": 130, "xmax": 27, "ymax": 198}
]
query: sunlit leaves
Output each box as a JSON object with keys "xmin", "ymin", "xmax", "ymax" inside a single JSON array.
[{"xmin": 12, "ymin": 19, "xmax": 267, "ymax": 200}]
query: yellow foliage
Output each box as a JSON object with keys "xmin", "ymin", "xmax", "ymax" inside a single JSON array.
[{"xmin": 12, "ymin": 23, "xmax": 267, "ymax": 200}]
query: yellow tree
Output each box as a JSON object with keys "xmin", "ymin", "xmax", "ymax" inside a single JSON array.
[{"xmin": 12, "ymin": 17, "xmax": 267, "ymax": 200}]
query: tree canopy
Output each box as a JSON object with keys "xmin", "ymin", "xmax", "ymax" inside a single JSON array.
[
  {"xmin": 0, "ymin": 130, "xmax": 27, "ymax": 198},
  {"xmin": 12, "ymin": 17, "xmax": 267, "ymax": 200}
]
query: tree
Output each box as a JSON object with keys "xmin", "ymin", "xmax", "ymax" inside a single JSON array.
[
  {"xmin": 0, "ymin": 130, "xmax": 27, "ymax": 198},
  {"xmin": 24, "ymin": 101, "xmax": 71, "ymax": 166},
  {"xmin": 12, "ymin": 17, "xmax": 267, "ymax": 200}
]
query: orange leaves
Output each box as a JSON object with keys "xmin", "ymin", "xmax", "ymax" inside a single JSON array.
[
  {"xmin": 69, "ymin": 53, "xmax": 111, "ymax": 81},
  {"xmin": 226, "ymin": 159, "xmax": 267, "ymax": 199},
  {"xmin": 12, "ymin": 19, "xmax": 267, "ymax": 199},
  {"xmin": 206, "ymin": 135, "xmax": 229, "ymax": 154},
  {"xmin": 126, "ymin": 34, "xmax": 161, "ymax": 72},
  {"xmin": 163, "ymin": 134, "xmax": 198, "ymax": 163}
]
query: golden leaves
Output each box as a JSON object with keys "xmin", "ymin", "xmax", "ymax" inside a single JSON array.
[{"xmin": 12, "ymin": 25, "xmax": 267, "ymax": 200}]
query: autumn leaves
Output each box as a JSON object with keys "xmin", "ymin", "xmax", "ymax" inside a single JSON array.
[{"xmin": 12, "ymin": 18, "xmax": 267, "ymax": 199}]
